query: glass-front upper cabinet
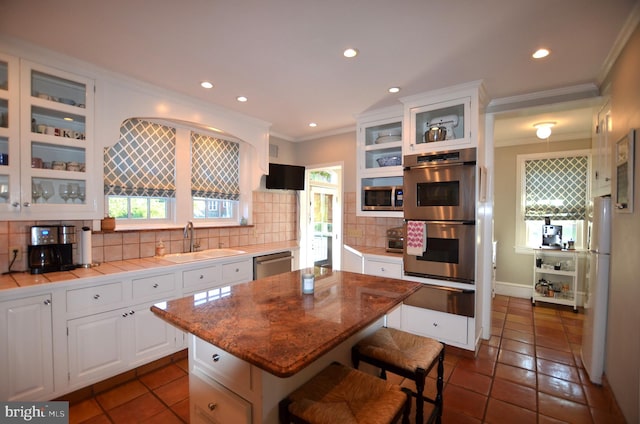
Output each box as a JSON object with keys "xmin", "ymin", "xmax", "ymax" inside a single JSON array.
[
  {"xmin": 357, "ymin": 105, "xmax": 403, "ymax": 175},
  {"xmin": 0, "ymin": 53, "xmax": 19, "ymax": 213},
  {"xmin": 15, "ymin": 60, "xmax": 95, "ymax": 218},
  {"xmin": 402, "ymin": 81, "xmax": 484, "ymax": 154}
]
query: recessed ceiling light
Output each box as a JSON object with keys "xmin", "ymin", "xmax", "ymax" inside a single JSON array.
[
  {"xmin": 532, "ymin": 48, "xmax": 550, "ymax": 59},
  {"xmin": 309, "ymin": 122, "xmax": 317, "ymax": 128},
  {"xmin": 388, "ymin": 87, "xmax": 400, "ymax": 93},
  {"xmin": 200, "ymin": 81, "xmax": 214, "ymax": 89},
  {"xmin": 236, "ymin": 96, "xmax": 248, "ymax": 102},
  {"xmin": 343, "ymin": 48, "xmax": 358, "ymax": 58}
]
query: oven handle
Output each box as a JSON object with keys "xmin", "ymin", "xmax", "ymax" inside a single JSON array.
[
  {"xmin": 404, "ymin": 220, "xmax": 475, "ymax": 225},
  {"xmin": 403, "ymin": 161, "xmax": 474, "ymax": 171}
]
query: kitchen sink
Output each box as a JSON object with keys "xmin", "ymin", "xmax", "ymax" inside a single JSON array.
[{"xmin": 161, "ymin": 248, "xmax": 246, "ymax": 263}]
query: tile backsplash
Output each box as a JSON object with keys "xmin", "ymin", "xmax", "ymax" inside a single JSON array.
[
  {"xmin": 0, "ymin": 191, "xmax": 297, "ymax": 273},
  {"xmin": 342, "ymin": 192, "xmax": 403, "ymax": 248}
]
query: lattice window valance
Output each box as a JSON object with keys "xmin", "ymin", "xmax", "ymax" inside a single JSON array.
[
  {"xmin": 524, "ymin": 155, "xmax": 588, "ymax": 221},
  {"xmin": 191, "ymin": 132, "xmax": 240, "ymax": 201},
  {"xmin": 104, "ymin": 119, "xmax": 176, "ymax": 198}
]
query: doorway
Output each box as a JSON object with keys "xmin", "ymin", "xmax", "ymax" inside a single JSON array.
[{"xmin": 300, "ymin": 164, "xmax": 342, "ymax": 272}]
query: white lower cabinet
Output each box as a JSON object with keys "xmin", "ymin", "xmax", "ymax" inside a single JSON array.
[
  {"xmin": 363, "ymin": 257, "xmax": 403, "ymax": 279},
  {"xmin": 0, "ymin": 294, "xmax": 54, "ymax": 401},
  {"xmin": 401, "ymin": 304, "xmax": 468, "ymax": 346},
  {"xmin": 190, "ymin": 371, "xmax": 252, "ymax": 424}
]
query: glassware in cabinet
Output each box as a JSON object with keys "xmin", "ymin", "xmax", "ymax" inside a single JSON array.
[{"xmin": 31, "ymin": 177, "xmax": 86, "ymax": 205}]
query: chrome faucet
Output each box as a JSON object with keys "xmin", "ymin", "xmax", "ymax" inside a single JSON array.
[{"xmin": 183, "ymin": 221, "xmax": 195, "ymax": 252}]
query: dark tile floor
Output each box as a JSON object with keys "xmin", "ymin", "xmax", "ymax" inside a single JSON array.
[{"xmin": 65, "ymin": 295, "xmax": 627, "ymax": 423}]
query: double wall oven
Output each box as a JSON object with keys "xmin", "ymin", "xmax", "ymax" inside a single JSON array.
[{"xmin": 403, "ymin": 148, "xmax": 476, "ymax": 284}]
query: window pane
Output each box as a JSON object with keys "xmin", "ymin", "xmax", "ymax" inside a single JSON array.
[
  {"xmin": 193, "ymin": 199, "xmax": 206, "ymax": 219},
  {"xmin": 149, "ymin": 198, "xmax": 167, "ymax": 219},
  {"xmin": 108, "ymin": 197, "xmax": 128, "ymax": 218},
  {"xmin": 130, "ymin": 198, "xmax": 148, "ymax": 219}
]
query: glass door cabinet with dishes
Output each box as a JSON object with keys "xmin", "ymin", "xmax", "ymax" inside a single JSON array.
[
  {"xmin": 356, "ymin": 105, "xmax": 403, "ymax": 217},
  {"xmin": 0, "ymin": 55, "xmax": 95, "ymax": 219}
]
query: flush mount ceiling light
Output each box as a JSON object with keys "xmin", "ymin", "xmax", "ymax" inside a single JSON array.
[
  {"xmin": 236, "ymin": 96, "xmax": 248, "ymax": 102},
  {"xmin": 532, "ymin": 48, "xmax": 550, "ymax": 59},
  {"xmin": 388, "ymin": 87, "xmax": 400, "ymax": 93},
  {"xmin": 343, "ymin": 48, "xmax": 358, "ymax": 58},
  {"xmin": 200, "ymin": 81, "xmax": 214, "ymax": 89},
  {"xmin": 308, "ymin": 122, "xmax": 317, "ymax": 128},
  {"xmin": 534, "ymin": 122, "xmax": 556, "ymax": 139}
]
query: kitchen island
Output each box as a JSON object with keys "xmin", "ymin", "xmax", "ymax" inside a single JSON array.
[{"xmin": 151, "ymin": 269, "xmax": 421, "ymax": 424}]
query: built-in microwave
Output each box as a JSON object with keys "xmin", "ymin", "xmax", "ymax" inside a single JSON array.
[{"xmin": 362, "ymin": 186, "xmax": 403, "ymax": 211}]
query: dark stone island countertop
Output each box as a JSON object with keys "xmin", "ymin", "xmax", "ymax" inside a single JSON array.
[{"xmin": 151, "ymin": 269, "xmax": 421, "ymax": 377}]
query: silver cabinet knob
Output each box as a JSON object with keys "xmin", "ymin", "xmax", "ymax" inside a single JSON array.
[
  {"xmin": 23, "ymin": 202, "xmax": 31, "ymax": 207},
  {"xmin": 129, "ymin": 310, "xmax": 135, "ymax": 315},
  {"xmin": 122, "ymin": 312, "xmax": 129, "ymax": 317},
  {"xmin": 199, "ymin": 275, "xmax": 204, "ymax": 279},
  {"xmin": 153, "ymin": 283, "xmax": 159, "ymax": 288},
  {"xmin": 208, "ymin": 403, "xmax": 217, "ymax": 411},
  {"xmin": 11, "ymin": 202, "xmax": 20, "ymax": 208},
  {"xmin": 43, "ymin": 299, "xmax": 51, "ymax": 305},
  {"xmin": 212, "ymin": 354, "xmax": 221, "ymax": 362},
  {"xmin": 432, "ymin": 322, "xmax": 438, "ymax": 327},
  {"xmin": 93, "ymin": 294, "xmax": 100, "ymax": 300}
]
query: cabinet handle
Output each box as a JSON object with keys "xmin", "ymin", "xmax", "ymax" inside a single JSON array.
[
  {"xmin": 153, "ymin": 283, "xmax": 159, "ymax": 288},
  {"xmin": 43, "ymin": 299, "xmax": 51, "ymax": 305},
  {"xmin": 432, "ymin": 322, "xmax": 438, "ymax": 327},
  {"xmin": 11, "ymin": 202, "xmax": 20, "ymax": 208},
  {"xmin": 207, "ymin": 402, "xmax": 217, "ymax": 411},
  {"xmin": 93, "ymin": 294, "xmax": 100, "ymax": 300},
  {"xmin": 129, "ymin": 310, "xmax": 135, "ymax": 315},
  {"xmin": 199, "ymin": 275, "xmax": 204, "ymax": 279},
  {"xmin": 212, "ymin": 354, "xmax": 221, "ymax": 362},
  {"xmin": 235, "ymin": 268, "xmax": 239, "ymax": 272},
  {"xmin": 23, "ymin": 202, "xmax": 31, "ymax": 207},
  {"xmin": 122, "ymin": 312, "xmax": 129, "ymax": 317},
  {"xmin": 380, "ymin": 267, "xmax": 385, "ymax": 272}
]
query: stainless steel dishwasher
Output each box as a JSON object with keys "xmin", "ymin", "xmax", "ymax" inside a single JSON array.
[{"xmin": 253, "ymin": 251, "xmax": 293, "ymax": 279}]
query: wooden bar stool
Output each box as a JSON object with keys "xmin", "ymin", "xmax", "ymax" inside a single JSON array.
[
  {"xmin": 279, "ymin": 362, "xmax": 412, "ymax": 424},
  {"xmin": 352, "ymin": 327, "xmax": 445, "ymax": 424}
]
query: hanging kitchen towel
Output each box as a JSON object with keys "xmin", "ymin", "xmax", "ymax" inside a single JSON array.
[{"xmin": 406, "ymin": 221, "xmax": 427, "ymax": 256}]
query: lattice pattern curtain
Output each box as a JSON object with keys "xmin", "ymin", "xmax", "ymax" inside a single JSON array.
[
  {"xmin": 524, "ymin": 156, "xmax": 589, "ymax": 220},
  {"xmin": 104, "ymin": 119, "xmax": 176, "ymax": 197},
  {"xmin": 191, "ymin": 132, "xmax": 240, "ymax": 200}
]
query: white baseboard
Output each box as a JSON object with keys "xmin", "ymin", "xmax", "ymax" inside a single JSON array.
[{"xmin": 494, "ymin": 281, "xmax": 584, "ymax": 307}]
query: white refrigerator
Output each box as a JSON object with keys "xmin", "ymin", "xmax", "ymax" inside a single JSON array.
[{"xmin": 581, "ymin": 196, "xmax": 612, "ymax": 384}]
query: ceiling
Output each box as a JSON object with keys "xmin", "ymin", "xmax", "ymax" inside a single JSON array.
[{"xmin": 0, "ymin": 0, "xmax": 637, "ymax": 142}]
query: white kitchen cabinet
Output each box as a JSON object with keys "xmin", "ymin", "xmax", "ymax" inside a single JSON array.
[
  {"xmin": 532, "ymin": 249, "xmax": 579, "ymax": 311},
  {"xmin": 0, "ymin": 57, "xmax": 95, "ymax": 219},
  {"xmin": 363, "ymin": 256, "xmax": 403, "ymax": 279},
  {"xmin": 592, "ymin": 100, "xmax": 612, "ymax": 197},
  {"xmin": 401, "ymin": 81, "xmax": 484, "ymax": 154},
  {"xmin": 401, "ymin": 304, "xmax": 469, "ymax": 346},
  {"xmin": 355, "ymin": 105, "xmax": 404, "ymax": 218},
  {"xmin": 0, "ymin": 293, "xmax": 54, "ymax": 401},
  {"xmin": 190, "ymin": 370, "xmax": 253, "ymax": 424}
]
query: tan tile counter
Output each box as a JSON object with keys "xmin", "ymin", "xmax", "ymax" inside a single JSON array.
[{"xmin": 151, "ymin": 269, "xmax": 421, "ymax": 377}]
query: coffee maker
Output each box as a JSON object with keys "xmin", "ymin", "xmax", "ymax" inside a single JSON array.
[{"xmin": 28, "ymin": 225, "xmax": 77, "ymax": 274}]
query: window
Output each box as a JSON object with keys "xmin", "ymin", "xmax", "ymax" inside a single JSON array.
[
  {"xmin": 104, "ymin": 119, "xmax": 247, "ymax": 228},
  {"xmin": 190, "ymin": 132, "xmax": 240, "ymax": 223},
  {"xmin": 104, "ymin": 119, "xmax": 175, "ymax": 223},
  {"xmin": 515, "ymin": 150, "xmax": 590, "ymax": 250}
]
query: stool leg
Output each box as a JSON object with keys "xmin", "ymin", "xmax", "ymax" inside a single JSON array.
[
  {"xmin": 415, "ymin": 368, "xmax": 426, "ymax": 424},
  {"xmin": 351, "ymin": 346, "xmax": 360, "ymax": 369},
  {"xmin": 435, "ymin": 347, "xmax": 445, "ymax": 424},
  {"xmin": 401, "ymin": 388, "xmax": 412, "ymax": 424}
]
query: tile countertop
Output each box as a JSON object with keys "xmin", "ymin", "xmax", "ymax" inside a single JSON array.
[
  {"xmin": 0, "ymin": 241, "xmax": 298, "ymax": 292},
  {"xmin": 151, "ymin": 269, "xmax": 421, "ymax": 378}
]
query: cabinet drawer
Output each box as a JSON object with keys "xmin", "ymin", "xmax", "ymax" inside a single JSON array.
[
  {"xmin": 67, "ymin": 282, "xmax": 123, "ymax": 313},
  {"xmin": 222, "ymin": 259, "xmax": 252, "ymax": 283},
  {"xmin": 192, "ymin": 336, "xmax": 251, "ymax": 396},
  {"xmin": 401, "ymin": 304, "xmax": 468, "ymax": 345},
  {"xmin": 190, "ymin": 372, "xmax": 251, "ymax": 424},
  {"xmin": 132, "ymin": 273, "xmax": 175, "ymax": 301},
  {"xmin": 364, "ymin": 259, "xmax": 402, "ymax": 279},
  {"xmin": 183, "ymin": 265, "xmax": 221, "ymax": 290}
]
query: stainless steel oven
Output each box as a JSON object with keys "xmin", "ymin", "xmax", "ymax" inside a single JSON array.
[
  {"xmin": 403, "ymin": 221, "xmax": 476, "ymax": 283},
  {"xmin": 403, "ymin": 148, "xmax": 476, "ymax": 221}
]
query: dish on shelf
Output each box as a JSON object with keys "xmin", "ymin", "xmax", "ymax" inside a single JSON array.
[
  {"xmin": 375, "ymin": 134, "xmax": 401, "ymax": 144},
  {"xmin": 376, "ymin": 155, "xmax": 401, "ymax": 167}
]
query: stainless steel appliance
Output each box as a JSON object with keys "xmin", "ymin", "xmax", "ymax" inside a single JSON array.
[
  {"xmin": 362, "ymin": 185, "xmax": 403, "ymax": 211},
  {"xmin": 582, "ymin": 196, "xmax": 612, "ymax": 384},
  {"xmin": 403, "ymin": 148, "xmax": 476, "ymax": 221},
  {"xmin": 385, "ymin": 227, "xmax": 404, "ymax": 253},
  {"xmin": 542, "ymin": 225, "xmax": 563, "ymax": 248},
  {"xmin": 403, "ymin": 221, "xmax": 476, "ymax": 283},
  {"xmin": 404, "ymin": 284, "xmax": 474, "ymax": 317},
  {"xmin": 28, "ymin": 225, "xmax": 76, "ymax": 274},
  {"xmin": 253, "ymin": 251, "xmax": 293, "ymax": 280}
]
